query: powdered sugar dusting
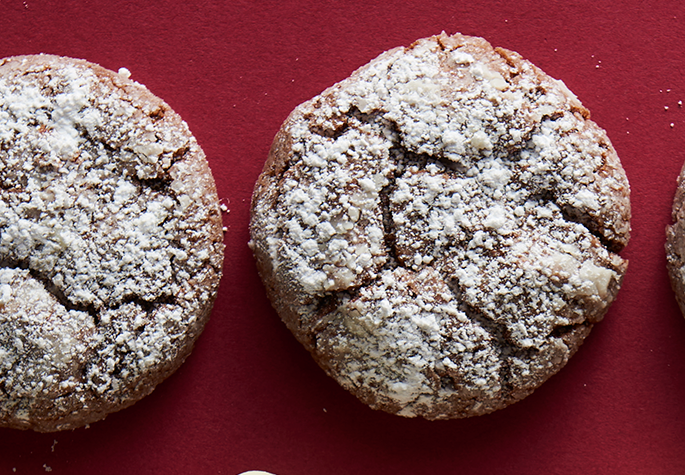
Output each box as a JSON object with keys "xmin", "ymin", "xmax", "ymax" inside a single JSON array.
[
  {"xmin": 0, "ymin": 55, "xmax": 224, "ymax": 431},
  {"xmin": 250, "ymin": 33, "xmax": 630, "ymax": 419}
]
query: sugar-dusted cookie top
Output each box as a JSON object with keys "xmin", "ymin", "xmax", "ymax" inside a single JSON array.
[
  {"xmin": 250, "ymin": 33, "xmax": 630, "ymax": 419},
  {"xmin": 0, "ymin": 55, "xmax": 224, "ymax": 431}
]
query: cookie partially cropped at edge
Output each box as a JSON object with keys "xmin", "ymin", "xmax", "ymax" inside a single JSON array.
[
  {"xmin": 249, "ymin": 32, "xmax": 630, "ymax": 419},
  {"xmin": 666, "ymin": 165, "xmax": 685, "ymax": 315},
  {"xmin": 0, "ymin": 55, "xmax": 224, "ymax": 431}
]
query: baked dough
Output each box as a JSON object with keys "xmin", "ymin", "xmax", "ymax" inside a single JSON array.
[
  {"xmin": 666, "ymin": 165, "xmax": 685, "ymax": 316},
  {"xmin": 0, "ymin": 55, "xmax": 224, "ymax": 431},
  {"xmin": 250, "ymin": 33, "xmax": 630, "ymax": 419}
]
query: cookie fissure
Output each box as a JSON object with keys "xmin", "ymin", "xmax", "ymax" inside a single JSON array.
[
  {"xmin": 525, "ymin": 188, "xmax": 613, "ymax": 248},
  {"xmin": 131, "ymin": 174, "xmax": 174, "ymax": 193},
  {"xmin": 443, "ymin": 276, "xmax": 521, "ymax": 399},
  {"xmin": 30, "ymin": 268, "xmax": 100, "ymax": 322},
  {"xmin": 0, "ymin": 257, "xmax": 98, "ymax": 319},
  {"xmin": 119, "ymin": 293, "xmax": 177, "ymax": 313},
  {"xmin": 558, "ymin": 203, "xmax": 616, "ymax": 252},
  {"xmin": 74, "ymin": 123, "xmax": 189, "ymax": 189},
  {"xmin": 378, "ymin": 175, "xmax": 401, "ymax": 269},
  {"xmin": 0, "ymin": 256, "xmax": 180, "ymax": 328},
  {"xmin": 550, "ymin": 321, "xmax": 589, "ymax": 339}
]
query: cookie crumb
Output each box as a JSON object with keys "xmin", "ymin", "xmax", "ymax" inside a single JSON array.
[
  {"xmin": 43, "ymin": 465, "xmax": 52, "ymax": 473},
  {"xmin": 117, "ymin": 67, "xmax": 131, "ymax": 79}
]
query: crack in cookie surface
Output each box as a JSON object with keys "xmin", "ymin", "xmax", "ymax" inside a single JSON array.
[{"xmin": 249, "ymin": 32, "xmax": 630, "ymax": 419}]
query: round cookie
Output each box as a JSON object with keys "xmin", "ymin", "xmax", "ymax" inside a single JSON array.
[
  {"xmin": 250, "ymin": 33, "xmax": 630, "ymax": 419},
  {"xmin": 0, "ymin": 55, "xmax": 224, "ymax": 431}
]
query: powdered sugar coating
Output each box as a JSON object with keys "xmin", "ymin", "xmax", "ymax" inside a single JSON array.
[
  {"xmin": 250, "ymin": 33, "xmax": 630, "ymax": 419},
  {"xmin": 0, "ymin": 55, "xmax": 224, "ymax": 431}
]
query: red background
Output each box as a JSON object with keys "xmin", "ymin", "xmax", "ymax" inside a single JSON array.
[{"xmin": 0, "ymin": 1, "xmax": 683, "ymax": 473}]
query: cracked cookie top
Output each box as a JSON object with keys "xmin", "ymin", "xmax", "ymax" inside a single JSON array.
[
  {"xmin": 0, "ymin": 55, "xmax": 224, "ymax": 431},
  {"xmin": 250, "ymin": 33, "xmax": 630, "ymax": 419}
]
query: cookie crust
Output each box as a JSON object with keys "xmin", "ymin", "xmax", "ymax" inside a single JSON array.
[
  {"xmin": 0, "ymin": 55, "xmax": 224, "ymax": 431},
  {"xmin": 666, "ymin": 164, "xmax": 685, "ymax": 316},
  {"xmin": 250, "ymin": 33, "xmax": 630, "ymax": 419}
]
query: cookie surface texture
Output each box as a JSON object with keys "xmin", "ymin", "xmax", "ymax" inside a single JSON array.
[
  {"xmin": 666, "ymin": 165, "xmax": 685, "ymax": 316},
  {"xmin": 0, "ymin": 55, "xmax": 224, "ymax": 431},
  {"xmin": 250, "ymin": 33, "xmax": 630, "ymax": 419}
]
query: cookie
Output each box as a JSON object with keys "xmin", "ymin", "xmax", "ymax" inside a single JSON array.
[
  {"xmin": 250, "ymin": 33, "xmax": 631, "ymax": 419},
  {"xmin": 0, "ymin": 55, "xmax": 224, "ymax": 431},
  {"xmin": 666, "ymin": 165, "xmax": 685, "ymax": 315}
]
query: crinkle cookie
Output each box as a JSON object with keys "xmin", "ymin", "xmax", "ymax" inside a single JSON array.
[
  {"xmin": 249, "ymin": 33, "xmax": 630, "ymax": 419},
  {"xmin": 0, "ymin": 55, "xmax": 224, "ymax": 431},
  {"xmin": 666, "ymin": 165, "xmax": 685, "ymax": 316}
]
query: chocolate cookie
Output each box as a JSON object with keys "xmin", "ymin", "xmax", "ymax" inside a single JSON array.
[
  {"xmin": 250, "ymin": 33, "xmax": 630, "ymax": 419},
  {"xmin": 666, "ymin": 165, "xmax": 685, "ymax": 315},
  {"xmin": 0, "ymin": 55, "xmax": 224, "ymax": 431}
]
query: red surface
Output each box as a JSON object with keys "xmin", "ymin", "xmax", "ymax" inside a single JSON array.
[{"xmin": 0, "ymin": 1, "xmax": 684, "ymax": 473}]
